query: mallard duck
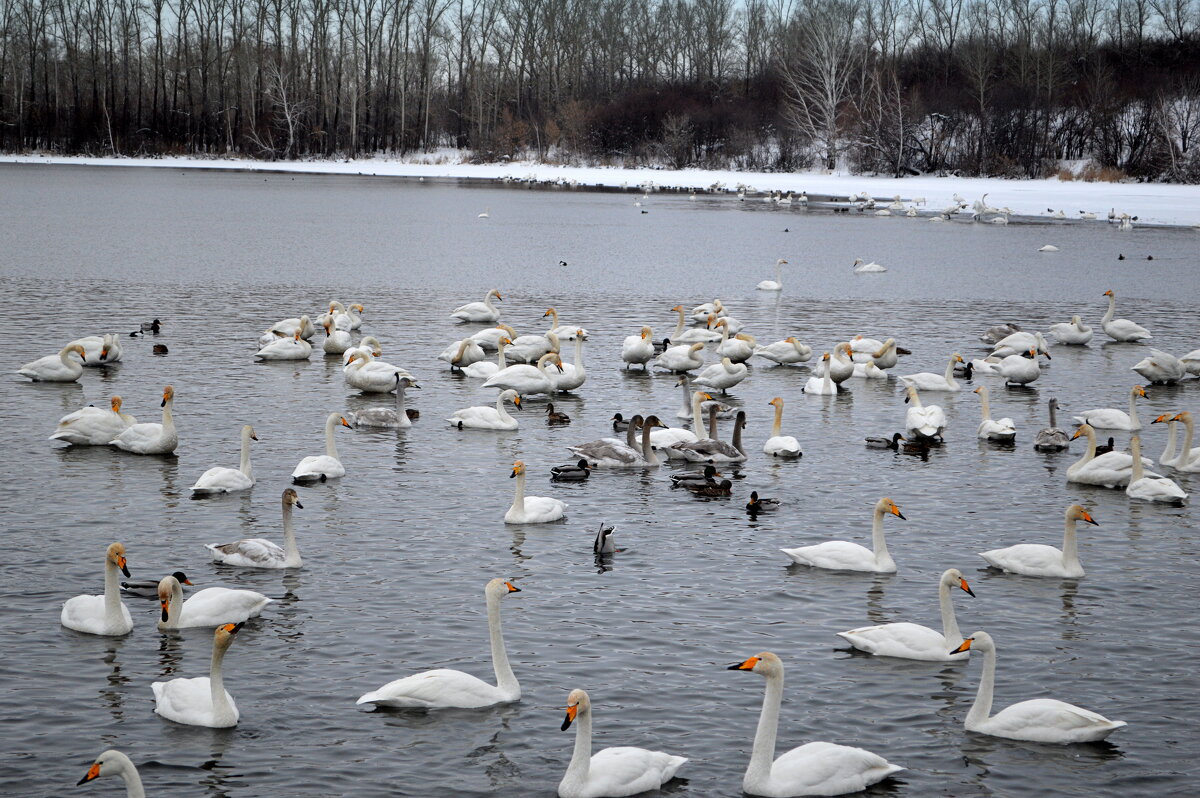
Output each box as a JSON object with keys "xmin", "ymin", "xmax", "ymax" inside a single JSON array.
[
  {"xmin": 685, "ymin": 478, "xmax": 732, "ymax": 496},
  {"xmin": 671, "ymin": 464, "xmax": 721, "ymax": 486},
  {"xmin": 551, "ymin": 459, "xmax": 592, "ymax": 481},
  {"xmin": 611, "ymin": 413, "xmax": 631, "ymax": 431},
  {"xmin": 865, "ymin": 433, "xmax": 905, "ymax": 450},
  {"xmin": 547, "ymin": 403, "xmax": 571, "ymax": 425},
  {"xmin": 593, "ymin": 523, "xmax": 616, "ymax": 555},
  {"xmin": 122, "ymin": 571, "xmax": 191, "ymax": 597},
  {"xmin": 746, "ymin": 491, "xmax": 780, "ymax": 513}
]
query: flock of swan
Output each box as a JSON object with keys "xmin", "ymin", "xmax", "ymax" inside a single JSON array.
[{"xmin": 24, "ymin": 269, "xmax": 1199, "ymax": 798}]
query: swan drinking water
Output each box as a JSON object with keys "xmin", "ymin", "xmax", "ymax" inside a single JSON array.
[
  {"xmin": 152, "ymin": 622, "xmax": 245, "ymax": 727},
  {"xmin": 781, "ymin": 497, "xmax": 905, "ymax": 573},
  {"xmin": 837, "ymin": 569, "xmax": 975, "ymax": 661},
  {"xmin": 190, "ymin": 425, "xmax": 258, "ymax": 495},
  {"xmin": 61, "ymin": 543, "xmax": 133, "ymax": 636},
  {"xmin": 357, "ymin": 579, "xmax": 523, "ymax": 708}
]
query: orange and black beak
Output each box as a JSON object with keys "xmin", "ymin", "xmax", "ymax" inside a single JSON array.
[
  {"xmin": 727, "ymin": 655, "xmax": 759, "ymax": 671},
  {"xmin": 950, "ymin": 638, "xmax": 973, "ymax": 656},
  {"xmin": 561, "ymin": 703, "xmax": 578, "ymax": 731},
  {"xmin": 505, "ymin": 582, "xmax": 521, "ymax": 593},
  {"xmin": 160, "ymin": 597, "xmax": 170, "ymax": 622},
  {"xmin": 250, "ymin": 432, "xmax": 259, "ymax": 441},
  {"xmin": 224, "ymin": 621, "xmax": 245, "ymax": 634},
  {"xmin": 891, "ymin": 506, "xmax": 906, "ymax": 520},
  {"xmin": 100, "ymin": 347, "xmax": 109, "ymax": 362},
  {"xmin": 118, "ymin": 556, "xmax": 130, "ymax": 578},
  {"xmin": 77, "ymin": 762, "xmax": 101, "ymax": 785},
  {"xmin": 341, "ymin": 417, "xmax": 353, "ymax": 429},
  {"xmin": 160, "ymin": 395, "xmax": 167, "ymax": 407},
  {"xmin": 903, "ymin": 394, "xmax": 910, "ymax": 404},
  {"xmin": 1081, "ymin": 510, "xmax": 1099, "ymax": 526},
  {"xmin": 959, "ymin": 578, "xmax": 975, "ymax": 597}
]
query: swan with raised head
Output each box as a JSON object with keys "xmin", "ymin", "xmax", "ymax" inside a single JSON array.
[
  {"xmin": 980, "ymin": 504, "xmax": 1096, "ymax": 577},
  {"xmin": 693, "ymin": 356, "xmax": 748, "ymax": 394},
  {"xmin": 1151, "ymin": 414, "xmax": 1181, "ymax": 464},
  {"xmin": 156, "ymin": 574, "xmax": 272, "ymax": 630},
  {"xmin": 438, "ymin": 338, "xmax": 487, "ymax": 370},
  {"xmin": 994, "ymin": 349, "xmax": 1042, "ymax": 386},
  {"xmin": 1126, "ymin": 435, "xmax": 1188, "ymax": 503},
  {"xmin": 781, "ymin": 497, "xmax": 904, "ymax": 573},
  {"xmin": 973, "ymin": 386, "xmax": 1015, "ymax": 441},
  {"xmin": 763, "ymin": 397, "xmax": 801, "ymax": 457},
  {"xmin": 110, "ymin": 386, "xmax": 178, "ymax": 454},
  {"xmin": 205, "ymin": 489, "xmax": 305, "ymax": 567},
  {"xmin": 543, "ymin": 308, "xmax": 589, "ymax": 340},
  {"xmin": 674, "ymin": 410, "xmax": 746, "ymax": 463},
  {"xmin": 463, "ymin": 337, "xmax": 512, "ymax": 379},
  {"xmin": 802, "ymin": 353, "xmax": 838, "ymax": 395},
  {"xmin": 451, "ymin": 289, "xmax": 503, "ymax": 322},
  {"xmin": 357, "ymin": 579, "xmax": 523, "ymax": 708},
  {"xmin": 50, "ymin": 396, "xmax": 136, "ymax": 445},
  {"xmin": 152, "ymin": 622, "xmax": 244, "ymax": 727},
  {"xmin": 950, "ymin": 631, "xmax": 1125, "ymax": 742},
  {"xmin": 1068, "ymin": 424, "xmax": 1158, "ymax": 486},
  {"xmin": 1073, "ymin": 385, "xmax": 1147, "ymax": 430},
  {"xmin": 484, "ymin": 352, "xmax": 563, "ymax": 395},
  {"xmin": 1048, "ymin": 315, "xmax": 1092, "ymax": 345},
  {"xmin": 621, "ymin": 326, "xmax": 654, "ymax": 369},
  {"xmin": 728, "ymin": 652, "xmax": 903, "ymax": 796},
  {"xmin": 558, "ymin": 688, "xmax": 688, "ymax": 798},
  {"xmin": 19, "ymin": 343, "xmax": 86, "ymax": 381},
  {"xmin": 351, "ymin": 375, "xmax": 419, "ymax": 428},
  {"xmin": 1034, "ymin": 398, "xmax": 1070, "ymax": 451},
  {"xmin": 655, "ymin": 342, "xmax": 706, "ymax": 373},
  {"xmin": 77, "ymin": 749, "xmax": 144, "ymax": 797},
  {"xmin": 754, "ymin": 336, "xmax": 812, "ymax": 365},
  {"xmin": 837, "ymin": 569, "xmax": 975, "ymax": 660},
  {"xmin": 903, "ymin": 385, "xmax": 946, "ymax": 440},
  {"xmin": 506, "ymin": 460, "xmax": 568, "ymax": 522},
  {"xmin": 852, "ymin": 258, "xmax": 887, "ymax": 273},
  {"xmin": 344, "ymin": 350, "xmax": 414, "ymax": 393},
  {"xmin": 1101, "ymin": 290, "xmax": 1151, "ymax": 341},
  {"xmin": 554, "ymin": 332, "xmax": 588, "ymax": 391},
  {"xmin": 715, "ymin": 321, "xmax": 756, "ymax": 363},
  {"xmin": 756, "ymin": 258, "xmax": 788, "ymax": 291},
  {"xmin": 1132, "ymin": 349, "xmax": 1187, "ymax": 384},
  {"xmin": 448, "ymin": 389, "xmax": 522, "ymax": 430},
  {"xmin": 1165, "ymin": 412, "xmax": 1200, "ymax": 472},
  {"xmin": 900, "ymin": 353, "xmax": 964, "ymax": 392},
  {"xmin": 321, "ymin": 319, "xmax": 352, "ymax": 354},
  {"xmin": 190, "ymin": 425, "xmax": 257, "ymax": 495},
  {"xmin": 255, "ymin": 330, "xmax": 312, "ymax": 360},
  {"xmin": 291, "ymin": 413, "xmax": 352, "ymax": 482},
  {"xmin": 61, "ymin": 543, "xmax": 132, "ymax": 636}
]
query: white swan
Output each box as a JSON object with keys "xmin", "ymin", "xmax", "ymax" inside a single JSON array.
[
  {"xmin": 974, "ymin": 386, "xmax": 1016, "ymax": 442},
  {"xmin": 77, "ymin": 750, "xmax": 144, "ymax": 797},
  {"xmin": 852, "ymin": 257, "xmax": 887, "ymax": 273},
  {"xmin": 451, "ymin": 289, "xmax": 503, "ymax": 322},
  {"xmin": 291, "ymin": 412, "xmax": 352, "ymax": 482},
  {"xmin": 1126, "ymin": 435, "xmax": 1188, "ymax": 503},
  {"xmin": 463, "ymin": 336, "xmax": 511, "ymax": 379},
  {"xmin": 802, "ymin": 353, "xmax": 838, "ymax": 395},
  {"xmin": 693, "ymin": 356, "xmax": 749, "ymax": 394},
  {"xmin": 980, "ymin": 504, "xmax": 1097, "ymax": 577},
  {"xmin": 438, "ymin": 338, "xmax": 487, "ymax": 370},
  {"xmin": 1072, "ymin": 385, "xmax": 1146, "ymax": 430},
  {"xmin": 255, "ymin": 330, "xmax": 312, "ymax": 360},
  {"xmin": 1068, "ymin": 424, "xmax": 1158, "ymax": 487},
  {"xmin": 205, "ymin": 489, "xmax": 305, "ymax": 568},
  {"xmin": 675, "ymin": 314, "xmax": 723, "ymax": 344},
  {"xmin": 67, "ymin": 333, "xmax": 122, "ymax": 365},
  {"xmin": 621, "ymin": 326, "xmax": 654, "ymax": 369},
  {"xmin": 543, "ymin": 307, "xmax": 589, "ymax": 340},
  {"xmin": 904, "ymin": 385, "xmax": 946, "ymax": 440},
  {"xmin": 899, "ymin": 353, "xmax": 964, "ymax": 392},
  {"xmin": 257, "ymin": 314, "xmax": 315, "ymax": 345},
  {"xmin": 558, "ymin": 688, "xmax": 688, "ymax": 798},
  {"xmin": 1101, "ymin": 290, "xmax": 1151, "ymax": 342},
  {"xmin": 994, "ymin": 349, "xmax": 1042, "ymax": 386},
  {"xmin": 1182, "ymin": 348, "xmax": 1200, "ymax": 376},
  {"xmin": 655, "ymin": 342, "xmax": 706, "ymax": 373},
  {"xmin": 448, "ymin": 389, "xmax": 521, "ymax": 430},
  {"xmin": 690, "ymin": 298, "xmax": 725, "ymax": 323},
  {"xmin": 110, "ymin": 386, "xmax": 178, "ymax": 455},
  {"xmin": 674, "ymin": 374, "xmax": 736, "ymax": 421},
  {"xmin": 990, "ymin": 331, "xmax": 1050, "ymax": 358},
  {"xmin": 852, "ymin": 336, "xmax": 899, "ymax": 368},
  {"xmin": 828, "ymin": 342, "xmax": 855, "ymax": 384},
  {"xmin": 469, "ymin": 324, "xmax": 517, "ymax": 351},
  {"xmin": 18, "ymin": 343, "xmax": 86, "ymax": 381},
  {"xmin": 484, "ymin": 352, "xmax": 563, "ymax": 395},
  {"xmin": 754, "ymin": 336, "xmax": 812, "ymax": 365},
  {"xmin": 344, "ymin": 350, "xmax": 414, "ymax": 393},
  {"xmin": 190, "ymin": 425, "xmax": 257, "ymax": 495},
  {"xmin": 837, "ymin": 569, "xmax": 975, "ymax": 661},
  {"xmin": 1153, "ymin": 414, "xmax": 1179, "ymax": 464},
  {"xmin": 756, "ymin": 258, "xmax": 787, "ymax": 291},
  {"xmin": 50, "ymin": 396, "xmax": 136, "ymax": 445},
  {"xmin": 781, "ymin": 497, "xmax": 904, "ymax": 573},
  {"xmin": 554, "ymin": 332, "xmax": 588, "ymax": 391},
  {"xmin": 729, "ymin": 652, "xmax": 903, "ymax": 796},
  {"xmin": 1048, "ymin": 315, "xmax": 1092, "ymax": 345},
  {"xmin": 152, "ymin": 622, "xmax": 244, "ymax": 727},
  {"xmin": 950, "ymin": 631, "xmax": 1126, "ymax": 742},
  {"xmin": 61, "ymin": 542, "xmax": 133, "ymax": 636},
  {"xmin": 342, "ymin": 336, "xmax": 382, "ymax": 364},
  {"xmin": 716, "ymin": 325, "xmax": 756, "ymax": 364},
  {"xmin": 1132, "ymin": 348, "xmax": 1187, "ymax": 384},
  {"xmin": 763, "ymin": 397, "xmax": 801, "ymax": 457},
  {"xmin": 506, "ymin": 460, "xmax": 568, "ymax": 522},
  {"xmin": 321, "ymin": 319, "xmax": 353, "ymax": 354},
  {"xmin": 157, "ymin": 574, "xmax": 272, "ymax": 630},
  {"xmin": 1165, "ymin": 411, "xmax": 1200, "ymax": 472},
  {"xmin": 357, "ymin": 579, "xmax": 522, "ymax": 708},
  {"xmin": 351, "ymin": 375, "xmax": 418, "ymax": 428}
]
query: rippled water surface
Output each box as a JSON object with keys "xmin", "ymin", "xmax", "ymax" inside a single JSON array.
[{"xmin": 2, "ymin": 164, "xmax": 1198, "ymax": 797}]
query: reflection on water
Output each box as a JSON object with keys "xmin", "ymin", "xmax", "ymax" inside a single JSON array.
[{"xmin": 0, "ymin": 167, "xmax": 1195, "ymax": 797}]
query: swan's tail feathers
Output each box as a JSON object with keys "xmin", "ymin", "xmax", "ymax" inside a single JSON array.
[{"xmin": 355, "ymin": 691, "xmax": 382, "ymax": 705}]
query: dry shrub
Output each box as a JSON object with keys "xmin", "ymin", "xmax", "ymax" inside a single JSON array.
[
  {"xmin": 1055, "ymin": 167, "xmax": 1075, "ymax": 181},
  {"xmin": 1076, "ymin": 161, "xmax": 1127, "ymax": 182}
]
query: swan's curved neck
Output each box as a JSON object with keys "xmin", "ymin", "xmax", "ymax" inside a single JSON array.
[
  {"xmin": 1174, "ymin": 416, "xmax": 1194, "ymax": 468},
  {"xmin": 281, "ymin": 501, "xmax": 301, "ymax": 567},
  {"xmin": 59, "ymin": 346, "xmax": 75, "ymax": 364},
  {"xmin": 454, "ymin": 340, "xmax": 469, "ymax": 363},
  {"xmin": 641, "ymin": 423, "xmax": 658, "ymax": 464},
  {"xmin": 495, "ymin": 340, "xmax": 508, "ymax": 369},
  {"xmin": 720, "ymin": 323, "xmax": 731, "ymax": 344},
  {"xmin": 486, "ymin": 591, "xmax": 518, "ymax": 696},
  {"xmin": 771, "ymin": 404, "xmax": 783, "ymax": 438},
  {"xmin": 938, "ymin": 579, "xmax": 962, "ymax": 647},
  {"xmin": 1048, "ymin": 401, "xmax": 1058, "ymax": 428},
  {"xmin": 1074, "ymin": 426, "xmax": 1098, "ymax": 468},
  {"xmin": 483, "ymin": 291, "xmax": 497, "ymax": 312},
  {"xmin": 871, "ymin": 506, "xmax": 892, "ymax": 564},
  {"xmin": 564, "ymin": 707, "xmax": 594, "ymax": 787},
  {"xmin": 324, "ymin": 414, "xmax": 340, "ymax": 460},
  {"xmin": 746, "ymin": 669, "xmax": 783, "ymax": 791},
  {"xmin": 978, "ymin": 391, "xmax": 992, "ymax": 422},
  {"xmin": 510, "ymin": 470, "xmax": 526, "ymax": 514},
  {"xmin": 209, "ymin": 640, "xmax": 236, "ymax": 726},
  {"xmin": 1128, "ymin": 390, "xmax": 1141, "ymax": 429},
  {"xmin": 1102, "ymin": 294, "xmax": 1116, "ymax": 325},
  {"xmin": 239, "ymin": 428, "xmax": 253, "ymax": 478},
  {"xmin": 162, "ymin": 580, "xmax": 184, "ymax": 628},
  {"xmin": 104, "ymin": 556, "xmax": 122, "ymax": 625},
  {"xmin": 707, "ymin": 405, "xmax": 719, "ymax": 439},
  {"xmin": 495, "ymin": 394, "xmax": 516, "ymax": 424},
  {"xmin": 1062, "ymin": 514, "xmax": 1082, "ymax": 568},
  {"xmin": 732, "ymin": 417, "xmax": 745, "ymax": 455},
  {"xmin": 1161, "ymin": 419, "xmax": 1177, "ymax": 463},
  {"xmin": 395, "ymin": 384, "xmax": 411, "ymax": 428},
  {"xmin": 967, "ymin": 643, "xmax": 996, "ymax": 729},
  {"xmin": 672, "ymin": 308, "xmax": 685, "ymax": 340},
  {"xmin": 943, "ymin": 357, "xmax": 959, "ymax": 389},
  {"xmin": 109, "ymin": 754, "xmax": 145, "ymax": 798},
  {"xmin": 544, "ymin": 309, "xmax": 559, "ymax": 334}
]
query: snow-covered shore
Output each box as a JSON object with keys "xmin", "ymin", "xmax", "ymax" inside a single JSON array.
[{"xmin": 5, "ymin": 153, "xmax": 1200, "ymax": 228}]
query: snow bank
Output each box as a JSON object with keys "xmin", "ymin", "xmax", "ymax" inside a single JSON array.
[{"xmin": 5, "ymin": 153, "xmax": 1200, "ymax": 228}]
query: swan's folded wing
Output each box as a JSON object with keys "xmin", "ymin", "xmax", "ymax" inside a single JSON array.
[
  {"xmin": 588, "ymin": 747, "xmax": 687, "ymax": 793},
  {"xmin": 781, "ymin": 541, "xmax": 874, "ymax": 569},
  {"xmin": 837, "ymin": 622, "xmax": 952, "ymax": 659},
  {"xmin": 989, "ymin": 699, "xmax": 1124, "ymax": 740},
  {"xmin": 356, "ymin": 668, "xmax": 503, "ymax": 708},
  {"xmin": 771, "ymin": 742, "xmax": 902, "ymax": 795},
  {"xmin": 206, "ymin": 538, "xmax": 285, "ymax": 565}
]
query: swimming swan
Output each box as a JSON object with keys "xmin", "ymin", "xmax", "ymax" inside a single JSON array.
[
  {"xmin": 1126, "ymin": 435, "xmax": 1188, "ymax": 503},
  {"xmin": 1068, "ymin": 424, "xmax": 1158, "ymax": 487},
  {"xmin": 156, "ymin": 574, "xmax": 272, "ymax": 630},
  {"xmin": 110, "ymin": 386, "xmax": 178, "ymax": 455},
  {"xmin": 980, "ymin": 504, "xmax": 1097, "ymax": 577},
  {"xmin": 763, "ymin": 397, "xmax": 802, "ymax": 457},
  {"xmin": 50, "ymin": 396, "xmax": 136, "ymax": 445},
  {"xmin": 61, "ymin": 542, "xmax": 133, "ymax": 636},
  {"xmin": 781, "ymin": 497, "xmax": 904, "ymax": 573},
  {"xmin": 1100, "ymin": 290, "xmax": 1151, "ymax": 342},
  {"xmin": 205, "ymin": 488, "xmax": 305, "ymax": 568},
  {"xmin": 152, "ymin": 622, "xmax": 244, "ymax": 727},
  {"xmin": 19, "ymin": 343, "xmax": 86, "ymax": 381},
  {"xmin": 190, "ymin": 425, "xmax": 257, "ymax": 495},
  {"xmin": 974, "ymin": 386, "xmax": 1016, "ymax": 442},
  {"xmin": 506, "ymin": 460, "xmax": 568, "ymax": 523},
  {"xmin": 76, "ymin": 749, "xmax": 144, "ymax": 797},
  {"xmin": 756, "ymin": 258, "xmax": 787, "ymax": 291},
  {"xmin": 1072, "ymin": 385, "xmax": 1147, "ymax": 430},
  {"xmin": 837, "ymin": 569, "xmax": 975, "ymax": 661},
  {"xmin": 451, "ymin": 289, "xmax": 503, "ymax": 323},
  {"xmin": 448, "ymin": 389, "xmax": 522, "ymax": 431}
]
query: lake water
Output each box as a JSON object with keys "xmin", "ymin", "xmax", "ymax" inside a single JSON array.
[{"xmin": 1, "ymin": 164, "xmax": 1197, "ymax": 797}]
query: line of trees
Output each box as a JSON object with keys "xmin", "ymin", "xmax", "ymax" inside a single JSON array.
[{"xmin": 1, "ymin": 0, "xmax": 1198, "ymax": 180}]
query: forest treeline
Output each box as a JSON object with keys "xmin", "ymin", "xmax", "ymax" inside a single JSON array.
[{"xmin": 2, "ymin": 0, "xmax": 1199, "ymax": 180}]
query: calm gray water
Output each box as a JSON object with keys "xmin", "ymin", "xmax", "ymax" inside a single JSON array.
[{"xmin": 1, "ymin": 164, "xmax": 1198, "ymax": 797}]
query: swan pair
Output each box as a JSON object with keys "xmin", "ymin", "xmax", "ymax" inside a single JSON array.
[
  {"xmin": 67, "ymin": 332, "xmax": 122, "ymax": 364},
  {"xmin": 1126, "ymin": 436, "xmax": 1188, "ymax": 502},
  {"xmin": 292, "ymin": 412, "xmax": 353, "ymax": 482},
  {"xmin": 191, "ymin": 425, "xmax": 257, "ymax": 495},
  {"xmin": 670, "ymin": 409, "xmax": 746, "ymax": 463},
  {"xmin": 570, "ymin": 415, "xmax": 663, "ymax": 467},
  {"xmin": 463, "ymin": 336, "xmax": 513, "ymax": 378},
  {"xmin": 345, "ymin": 349, "xmax": 413, "ymax": 393},
  {"xmin": 1068, "ymin": 424, "xmax": 1159, "ymax": 487},
  {"xmin": 206, "ymin": 488, "xmax": 306, "ymax": 567},
  {"xmin": 782, "ymin": 497, "xmax": 905, "ymax": 573},
  {"xmin": 110, "ymin": 386, "xmax": 178, "ymax": 455},
  {"xmin": 1153, "ymin": 411, "xmax": 1200, "ymax": 472},
  {"xmin": 50, "ymin": 396, "xmax": 137, "ymax": 445}
]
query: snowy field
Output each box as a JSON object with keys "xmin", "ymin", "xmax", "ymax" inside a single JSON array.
[{"xmin": 6, "ymin": 152, "xmax": 1200, "ymax": 228}]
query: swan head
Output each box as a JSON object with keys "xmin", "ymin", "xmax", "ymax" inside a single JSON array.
[
  {"xmin": 953, "ymin": 353, "xmax": 964, "ymax": 363},
  {"xmin": 1103, "ymin": 289, "xmax": 1114, "ymax": 297},
  {"xmin": 106, "ymin": 543, "xmax": 130, "ymax": 577},
  {"xmin": 769, "ymin": 397, "xmax": 784, "ymax": 409},
  {"xmin": 156, "ymin": 574, "xmax": 191, "ymax": 620},
  {"xmin": 214, "ymin": 621, "xmax": 245, "ymax": 650},
  {"xmin": 485, "ymin": 578, "xmax": 521, "ymax": 599},
  {"xmin": 735, "ymin": 410, "xmax": 747, "ymax": 429},
  {"xmin": 785, "ymin": 336, "xmax": 798, "ymax": 344},
  {"xmin": 67, "ymin": 343, "xmax": 87, "ymax": 362},
  {"xmin": 1066, "ymin": 504, "xmax": 1099, "ymax": 526},
  {"xmin": 1172, "ymin": 411, "xmax": 1191, "ymax": 424},
  {"xmin": 244, "ymin": 425, "xmax": 258, "ymax": 441},
  {"xmin": 161, "ymin": 385, "xmax": 174, "ymax": 407},
  {"xmin": 352, "ymin": 303, "xmax": 364, "ymax": 313},
  {"xmin": 293, "ymin": 330, "xmax": 302, "ymax": 341},
  {"xmin": 283, "ymin": 488, "xmax": 302, "ymax": 510},
  {"xmin": 821, "ymin": 352, "xmax": 831, "ymax": 362},
  {"xmin": 903, "ymin": 385, "xmax": 917, "ymax": 403},
  {"xmin": 340, "ymin": 416, "xmax": 353, "ymax": 429},
  {"xmin": 727, "ymin": 651, "xmax": 782, "ymax": 676},
  {"xmin": 109, "ymin": 396, "xmax": 122, "ymax": 412},
  {"xmin": 671, "ymin": 304, "xmax": 684, "ymax": 313},
  {"xmin": 877, "ymin": 497, "xmax": 906, "ymax": 520},
  {"xmin": 328, "ymin": 301, "xmax": 340, "ymax": 313},
  {"xmin": 78, "ymin": 750, "xmax": 133, "ymax": 786},
  {"xmin": 973, "ymin": 386, "xmax": 987, "ymax": 397},
  {"xmin": 1071, "ymin": 424, "xmax": 1095, "ymax": 440},
  {"xmin": 1133, "ymin": 385, "xmax": 1147, "ymax": 398},
  {"xmin": 705, "ymin": 314, "xmax": 716, "ymax": 329},
  {"xmin": 638, "ymin": 326, "xmax": 651, "ymax": 339},
  {"xmin": 852, "ymin": 258, "xmax": 864, "ymax": 267},
  {"xmin": 643, "ymin": 415, "xmax": 666, "ymax": 429},
  {"xmin": 501, "ymin": 390, "xmax": 521, "ymax": 408},
  {"xmin": 561, "ymin": 688, "xmax": 591, "ymax": 730},
  {"xmin": 776, "ymin": 258, "xmax": 788, "ymax": 265},
  {"xmin": 543, "ymin": 307, "xmax": 556, "ymax": 319},
  {"xmin": 322, "ymin": 319, "xmax": 333, "ymax": 333},
  {"xmin": 1151, "ymin": 414, "xmax": 1171, "ymax": 424},
  {"xmin": 490, "ymin": 289, "xmax": 503, "ymax": 301},
  {"xmin": 941, "ymin": 568, "xmax": 975, "ymax": 597},
  {"xmin": 951, "ymin": 630, "xmax": 995, "ymax": 656},
  {"xmin": 716, "ymin": 318, "xmax": 729, "ymax": 329},
  {"xmin": 510, "ymin": 460, "xmax": 526, "ymax": 478}
]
